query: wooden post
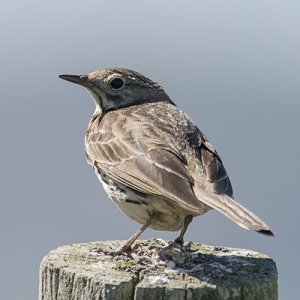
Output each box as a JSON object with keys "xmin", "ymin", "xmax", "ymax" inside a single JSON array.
[{"xmin": 39, "ymin": 239, "xmax": 277, "ymax": 300}]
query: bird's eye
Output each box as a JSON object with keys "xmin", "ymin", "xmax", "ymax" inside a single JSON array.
[{"xmin": 110, "ymin": 78, "xmax": 125, "ymax": 90}]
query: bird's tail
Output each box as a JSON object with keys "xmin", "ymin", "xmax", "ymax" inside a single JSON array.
[{"xmin": 200, "ymin": 193, "xmax": 274, "ymax": 236}]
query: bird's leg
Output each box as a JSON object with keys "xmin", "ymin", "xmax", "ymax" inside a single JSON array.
[
  {"xmin": 174, "ymin": 215, "xmax": 193, "ymax": 245},
  {"xmin": 116, "ymin": 217, "xmax": 152, "ymax": 253},
  {"xmin": 159, "ymin": 215, "xmax": 193, "ymax": 254}
]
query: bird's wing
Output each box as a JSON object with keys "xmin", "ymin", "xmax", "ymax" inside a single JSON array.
[
  {"xmin": 85, "ymin": 116, "xmax": 205, "ymax": 214},
  {"xmin": 86, "ymin": 109, "xmax": 273, "ymax": 235},
  {"xmin": 191, "ymin": 133, "xmax": 273, "ymax": 235},
  {"xmin": 194, "ymin": 134, "xmax": 233, "ymax": 197}
]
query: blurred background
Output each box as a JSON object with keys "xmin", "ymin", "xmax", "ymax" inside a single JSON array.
[{"xmin": 0, "ymin": 1, "xmax": 299, "ymax": 299}]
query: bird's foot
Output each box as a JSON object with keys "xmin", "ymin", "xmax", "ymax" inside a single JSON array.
[{"xmin": 100, "ymin": 241, "xmax": 133, "ymax": 256}]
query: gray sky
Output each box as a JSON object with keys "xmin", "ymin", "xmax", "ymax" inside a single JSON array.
[{"xmin": 1, "ymin": 1, "xmax": 299, "ymax": 299}]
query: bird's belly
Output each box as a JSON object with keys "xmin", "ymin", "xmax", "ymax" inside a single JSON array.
[{"xmin": 94, "ymin": 167, "xmax": 187, "ymax": 231}]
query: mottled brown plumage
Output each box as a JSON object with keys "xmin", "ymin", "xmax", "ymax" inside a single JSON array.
[{"xmin": 59, "ymin": 68, "xmax": 273, "ymax": 251}]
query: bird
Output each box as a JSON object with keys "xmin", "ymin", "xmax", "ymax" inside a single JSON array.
[{"xmin": 59, "ymin": 67, "xmax": 274, "ymax": 252}]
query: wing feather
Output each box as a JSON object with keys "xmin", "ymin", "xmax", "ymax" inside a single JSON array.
[
  {"xmin": 86, "ymin": 118, "xmax": 205, "ymax": 213},
  {"xmin": 85, "ymin": 104, "xmax": 273, "ymax": 235},
  {"xmin": 97, "ymin": 148, "xmax": 205, "ymax": 213},
  {"xmin": 200, "ymin": 142, "xmax": 233, "ymax": 197}
]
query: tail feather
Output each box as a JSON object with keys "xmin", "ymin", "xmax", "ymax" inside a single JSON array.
[{"xmin": 200, "ymin": 193, "xmax": 274, "ymax": 236}]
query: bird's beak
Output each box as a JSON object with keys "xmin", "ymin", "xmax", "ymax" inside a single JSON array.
[{"xmin": 58, "ymin": 74, "xmax": 89, "ymax": 86}]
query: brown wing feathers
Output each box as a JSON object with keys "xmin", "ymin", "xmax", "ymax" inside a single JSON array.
[{"xmin": 87, "ymin": 105, "xmax": 273, "ymax": 235}]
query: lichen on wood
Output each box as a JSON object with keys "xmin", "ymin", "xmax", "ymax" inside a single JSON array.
[{"xmin": 39, "ymin": 239, "xmax": 277, "ymax": 300}]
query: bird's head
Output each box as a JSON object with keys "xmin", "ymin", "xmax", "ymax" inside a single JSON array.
[{"xmin": 59, "ymin": 68, "xmax": 173, "ymax": 113}]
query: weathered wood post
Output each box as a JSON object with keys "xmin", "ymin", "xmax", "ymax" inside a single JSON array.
[{"xmin": 39, "ymin": 239, "xmax": 277, "ymax": 300}]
